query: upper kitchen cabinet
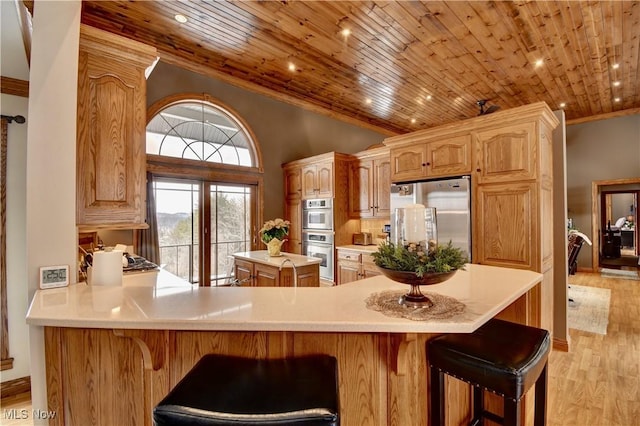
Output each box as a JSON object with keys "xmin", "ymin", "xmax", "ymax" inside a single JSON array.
[
  {"xmin": 285, "ymin": 152, "xmax": 351, "ymax": 201},
  {"xmin": 284, "ymin": 166, "xmax": 302, "ymax": 199},
  {"xmin": 474, "ymin": 122, "xmax": 537, "ymax": 184},
  {"xmin": 348, "ymin": 146, "xmax": 391, "ymax": 218},
  {"xmin": 76, "ymin": 25, "xmax": 157, "ymax": 230},
  {"xmin": 301, "ymin": 160, "xmax": 334, "ymax": 199},
  {"xmin": 388, "ymin": 134, "xmax": 472, "ymax": 182}
]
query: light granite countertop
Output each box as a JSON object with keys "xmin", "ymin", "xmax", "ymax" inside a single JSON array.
[{"xmin": 26, "ymin": 264, "xmax": 541, "ymax": 334}]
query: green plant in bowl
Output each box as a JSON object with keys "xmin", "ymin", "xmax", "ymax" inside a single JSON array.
[
  {"xmin": 371, "ymin": 242, "xmax": 467, "ymax": 278},
  {"xmin": 371, "ymin": 242, "xmax": 468, "ymax": 307}
]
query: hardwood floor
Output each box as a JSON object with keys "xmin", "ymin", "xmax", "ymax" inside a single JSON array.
[
  {"xmin": 549, "ymin": 272, "xmax": 640, "ymax": 426},
  {"xmin": 1, "ymin": 272, "xmax": 638, "ymax": 425},
  {"xmin": 0, "ymin": 391, "xmax": 32, "ymax": 425}
]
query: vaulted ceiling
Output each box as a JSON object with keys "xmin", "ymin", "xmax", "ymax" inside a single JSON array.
[{"xmin": 37, "ymin": 1, "xmax": 640, "ymax": 134}]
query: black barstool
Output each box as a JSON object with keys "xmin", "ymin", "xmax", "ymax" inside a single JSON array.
[
  {"xmin": 153, "ymin": 353, "xmax": 340, "ymax": 426},
  {"xmin": 428, "ymin": 318, "xmax": 551, "ymax": 426}
]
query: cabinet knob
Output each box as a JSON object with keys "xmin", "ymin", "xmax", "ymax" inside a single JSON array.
[
  {"xmin": 426, "ymin": 162, "xmax": 431, "ymax": 166},
  {"xmin": 422, "ymin": 163, "xmax": 427, "ymax": 167},
  {"xmin": 476, "ymin": 168, "xmax": 481, "ymax": 172}
]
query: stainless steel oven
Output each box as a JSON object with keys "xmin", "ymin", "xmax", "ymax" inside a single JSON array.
[
  {"xmin": 303, "ymin": 231, "xmax": 334, "ymax": 281},
  {"xmin": 302, "ymin": 198, "xmax": 333, "ymax": 231}
]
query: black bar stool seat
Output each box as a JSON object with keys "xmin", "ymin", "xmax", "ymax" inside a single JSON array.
[
  {"xmin": 428, "ymin": 318, "xmax": 551, "ymax": 426},
  {"xmin": 153, "ymin": 354, "xmax": 339, "ymax": 426}
]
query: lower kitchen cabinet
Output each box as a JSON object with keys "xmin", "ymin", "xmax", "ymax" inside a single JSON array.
[
  {"xmin": 233, "ymin": 258, "xmax": 319, "ymax": 287},
  {"xmin": 337, "ymin": 249, "xmax": 380, "ymax": 284}
]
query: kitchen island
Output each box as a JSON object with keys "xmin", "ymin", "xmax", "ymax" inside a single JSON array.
[
  {"xmin": 232, "ymin": 250, "xmax": 321, "ymax": 287},
  {"xmin": 27, "ymin": 264, "xmax": 544, "ymax": 426}
]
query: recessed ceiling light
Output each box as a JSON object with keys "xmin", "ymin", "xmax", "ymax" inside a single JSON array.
[
  {"xmin": 426, "ymin": 95, "xmax": 432, "ymax": 101},
  {"xmin": 288, "ymin": 62, "xmax": 296, "ymax": 72},
  {"xmin": 174, "ymin": 14, "xmax": 188, "ymax": 23},
  {"xmin": 341, "ymin": 28, "xmax": 351, "ymax": 37},
  {"xmin": 365, "ymin": 98, "xmax": 372, "ymax": 105},
  {"xmin": 614, "ymin": 97, "xmax": 621, "ymax": 102},
  {"xmin": 411, "ymin": 118, "xmax": 417, "ymax": 124},
  {"xmin": 559, "ymin": 102, "xmax": 566, "ymax": 108},
  {"xmin": 612, "ymin": 63, "xmax": 620, "ymax": 69},
  {"xmin": 613, "ymin": 81, "xmax": 621, "ymax": 87},
  {"xmin": 535, "ymin": 59, "xmax": 544, "ymax": 68}
]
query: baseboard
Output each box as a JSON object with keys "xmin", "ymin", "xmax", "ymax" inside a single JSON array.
[
  {"xmin": 553, "ymin": 337, "xmax": 570, "ymax": 352},
  {"xmin": 1, "ymin": 376, "xmax": 31, "ymax": 400}
]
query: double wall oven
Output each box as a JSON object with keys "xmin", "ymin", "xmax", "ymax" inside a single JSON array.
[{"xmin": 302, "ymin": 199, "xmax": 334, "ymax": 281}]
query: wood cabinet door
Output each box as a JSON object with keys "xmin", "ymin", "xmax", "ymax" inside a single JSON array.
[
  {"xmin": 426, "ymin": 135, "xmax": 472, "ymax": 177},
  {"xmin": 77, "ymin": 52, "xmax": 147, "ymax": 227},
  {"xmin": 253, "ymin": 263, "xmax": 280, "ymax": 287},
  {"xmin": 362, "ymin": 254, "xmax": 382, "ymax": 279},
  {"xmin": 337, "ymin": 261, "xmax": 361, "ymax": 285},
  {"xmin": 234, "ymin": 259, "xmax": 254, "ymax": 286},
  {"xmin": 373, "ymin": 156, "xmax": 391, "ymax": 217},
  {"xmin": 474, "ymin": 182, "xmax": 538, "ymax": 270},
  {"xmin": 349, "ymin": 160, "xmax": 374, "ymax": 218},
  {"xmin": 284, "ymin": 197, "xmax": 302, "ymax": 254},
  {"xmin": 474, "ymin": 122, "xmax": 537, "ymax": 184},
  {"xmin": 301, "ymin": 165, "xmax": 318, "ymax": 199},
  {"xmin": 316, "ymin": 161, "xmax": 334, "ymax": 198},
  {"xmin": 390, "ymin": 144, "xmax": 428, "ymax": 182},
  {"xmin": 284, "ymin": 166, "xmax": 302, "ymax": 198}
]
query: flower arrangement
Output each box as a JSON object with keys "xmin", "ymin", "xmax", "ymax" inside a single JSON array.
[
  {"xmin": 259, "ymin": 218, "xmax": 290, "ymax": 244},
  {"xmin": 371, "ymin": 242, "xmax": 467, "ymax": 278}
]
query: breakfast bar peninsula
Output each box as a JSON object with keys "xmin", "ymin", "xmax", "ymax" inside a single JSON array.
[{"xmin": 27, "ymin": 264, "xmax": 544, "ymax": 426}]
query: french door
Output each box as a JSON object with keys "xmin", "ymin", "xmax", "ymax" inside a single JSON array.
[{"xmin": 154, "ymin": 178, "xmax": 256, "ymax": 285}]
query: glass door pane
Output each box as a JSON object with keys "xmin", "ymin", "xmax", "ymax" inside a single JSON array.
[
  {"xmin": 154, "ymin": 180, "xmax": 200, "ymax": 283},
  {"xmin": 210, "ymin": 184, "xmax": 252, "ymax": 286}
]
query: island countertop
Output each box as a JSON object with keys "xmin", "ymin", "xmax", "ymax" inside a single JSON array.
[
  {"xmin": 26, "ymin": 264, "xmax": 541, "ymax": 333},
  {"xmin": 232, "ymin": 250, "xmax": 322, "ymax": 267}
]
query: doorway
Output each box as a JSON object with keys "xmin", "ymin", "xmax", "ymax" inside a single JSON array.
[{"xmin": 591, "ymin": 178, "xmax": 640, "ymax": 271}]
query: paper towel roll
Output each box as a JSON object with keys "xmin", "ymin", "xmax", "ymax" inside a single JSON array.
[{"xmin": 89, "ymin": 250, "xmax": 123, "ymax": 286}]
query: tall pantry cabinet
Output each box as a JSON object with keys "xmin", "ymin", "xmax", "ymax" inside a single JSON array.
[
  {"xmin": 384, "ymin": 102, "xmax": 558, "ymax": 332},
  {"xmin": 76, "ymin": 25, "xmax": 157, "ymax": 230}
]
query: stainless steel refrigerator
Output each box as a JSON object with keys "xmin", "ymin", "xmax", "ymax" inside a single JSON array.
[{"xmin": 390, "ymin": 175, "xmax": 471, "ymax": 259}]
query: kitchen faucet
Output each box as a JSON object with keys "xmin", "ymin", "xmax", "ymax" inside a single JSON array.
[{"xmin": 279, "ymin": 258, "xmax": 298, "ymax": 288}]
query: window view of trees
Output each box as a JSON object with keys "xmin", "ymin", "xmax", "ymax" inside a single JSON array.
[{"xmin": 154, "ymin": 180, "xmax": 251, "ymax": 285}]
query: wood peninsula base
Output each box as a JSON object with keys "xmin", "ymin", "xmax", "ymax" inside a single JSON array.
[{"xmin": 43, "ymin": 291, "xmax": 534, "ymax": 426}]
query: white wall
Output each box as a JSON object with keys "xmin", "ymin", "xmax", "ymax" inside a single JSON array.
[
  {"xmin": 0, "ymin": 94, "xmax": 29, "ymax": 383},
  {"xmin": 26, "ymin": 1, "xmax": 81, "ymax": 421}
]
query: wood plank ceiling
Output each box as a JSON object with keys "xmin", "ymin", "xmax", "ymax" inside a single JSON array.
[{"xmin": 73, "ymin": 1, "xmax": 640, "ymax": 135}]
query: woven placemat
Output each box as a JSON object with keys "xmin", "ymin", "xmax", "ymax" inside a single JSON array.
[{"xmin": 365, "ymin": 290, "xmax": 465, "ymax": 321}]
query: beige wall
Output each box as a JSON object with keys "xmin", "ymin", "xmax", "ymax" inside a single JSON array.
[
  {"xmin": 0, "ymin": 93, "xmax": 29, "ymax": 383},
  {"xmin": 25, "ymin": 1, "xmax": 81, "ymax": 419},
  {"xmin": 566, "ymin": 114, "xmax": 640, "ymax": 269},
  {"xmin": 146, "ymin": 61, "xmax": 387, "ymax": 220}
]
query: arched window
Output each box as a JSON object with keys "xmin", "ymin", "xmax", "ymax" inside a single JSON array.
[
  {"xmin": 146, "ymin": 97, "xmax": 259, "ymax": 167},
  {"xmin": 145, "ymin": 94, "xmax": 263, "ymax": 286}
]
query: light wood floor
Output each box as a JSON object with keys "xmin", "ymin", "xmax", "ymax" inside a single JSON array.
[
  {"xmin": 1, "ymin": 272, "xmax": 638, "ymax": 426},
  {"xmin": 549, "ymin": 271, "xmax": 640, "ymax": 426}
]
